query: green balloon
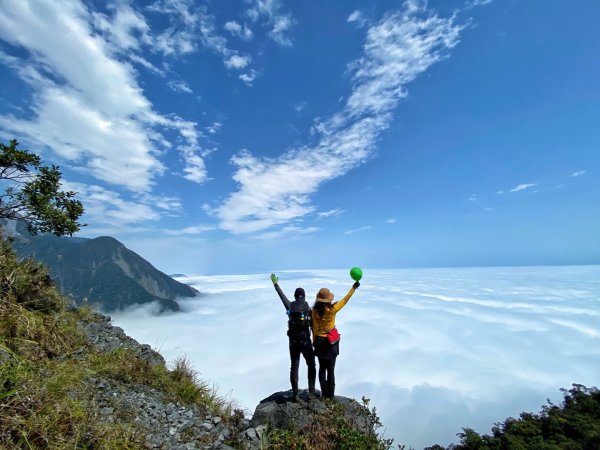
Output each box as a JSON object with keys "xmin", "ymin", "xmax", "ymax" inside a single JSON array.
[{"xmin": 350, "ymin": 267, "xmax": 363, "ymax": 281}]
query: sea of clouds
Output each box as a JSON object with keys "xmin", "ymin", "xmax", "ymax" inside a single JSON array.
[{"xmin": 111, "ymin": 266, "xmax": 600, "ymax": 449}]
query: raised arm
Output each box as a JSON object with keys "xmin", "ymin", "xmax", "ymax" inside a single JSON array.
[
  {"xmin": 271, "ymin": 273, "xmax": 291, "ymax": 310},
  {"xmin": 332, "ymin": 281, "xmax": 360, "ymax": 313}
]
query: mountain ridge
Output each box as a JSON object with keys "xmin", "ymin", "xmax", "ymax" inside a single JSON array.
[{"xmin": 3, "ymin": 220, "xmax": 199, "ymax": 312}]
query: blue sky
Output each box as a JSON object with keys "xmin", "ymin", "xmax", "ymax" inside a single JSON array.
[{"xmin": 0, "ymin": 0, "xmax": 598, "ymax": 274}]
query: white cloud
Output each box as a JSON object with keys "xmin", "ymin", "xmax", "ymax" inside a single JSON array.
[
  {"xmin": 167, "ymin": 79, "xmax": 193, "ymax": 93},
  {"xmin": 497, "ymin": 190, "xmax": 504, "ymax": 195},
  {"xmin": 246, "ymin": 0, "xmax": 294, "ymax": 47},
  {"xmin": 93, "ymin": 3, "xmax": 152, "ymax": 52},
  {"xmin": 254, "ymin": 225, "xmax": 319, "ymax": 240},
  {"xmin": 510, "ymin": 183, "xmax": 537, "ymax": 193},
  {"xmin": 469, "ymin": 193, "xmax": 477, "ymax": 201},
  {"xmin": 181, "ymin": 151, "xmax": 208, "ymax": 183},
  {"xmin": 571, "ymin": 170, "xmax": 586, "ymax": 177},
  {"xmin": 225, "ymin": 54, "xmax": 252, "ymax": 69},
  {"xmin": 224, "ymin": 20, "xmax": 253, "ymax": 41},
  {"xmin": 386, "ymin": 218, "xmax": 397, "ymax": 224},
  {"xmin": 62, "ymin": 181, "xmax": 160, "ymax": 226},
  {"xmin": 0, "ymin": 1, "xmax": 209, "ymax": 191},
  {"xmin": 216, "ymin": 2, "xmax": 463, "ymax": 233},
  {"xmin": 466, "ymin": 0, "xmax": 493, "ymax": 8},
  {"xmin": 317, "ymin": 208, "xmax": 344, "ymax": 219},
  {"xmin": 148, "ymin": 0, "xmax": 253, "ymax": 75},
  {"xmin": 138, "ymin": 193, "xmax": 183, "ymax": 213},
  {"xmin": 224, "ymin": 20, "xmax": 241, "ymax": 34},
  {"xmin": 147, "ymin": 0, "xmax": 204, "ymax": 55},
  {"xmin": 239, "ymin": 69, "xmax": 258, "ymax": 85},
  {"xmin": 344, "ymin": 225, "xmax": 373, "ymax": 235},
  {"xmin": 205, "ymin": 121, "xmax": 222, "ymax": 135},
  {"xmin": 164, "ymin": 224, "xmax": 215, "ymax": 236},
  {"xmin": 292, "ymin": 102, "xmax": 307, "ymax": 113},
  {"xmin": 347, "ymin": 10, "xmax": 367, "ymax": 28}
]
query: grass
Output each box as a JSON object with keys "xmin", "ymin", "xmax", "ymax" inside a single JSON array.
[{"xmin": 0, "ymin": 236, "xmax": 237, "ymax": 449}]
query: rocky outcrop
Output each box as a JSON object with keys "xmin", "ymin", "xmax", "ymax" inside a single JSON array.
[
  {"xmin": 241, "ymin": 389, "xmax": 377, "ymax": 448},
  {"xmin": 72, "ymin": 311, "xmax": 244, "ymax": 449},
  {"xmin": 79, "ymin": 311, "xmax": 165, "ymax": 367}
]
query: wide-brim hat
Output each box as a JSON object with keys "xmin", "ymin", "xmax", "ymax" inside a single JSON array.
[{"xmin": 316, "ymin": 288, "xmax": 334, "ymax": 303}]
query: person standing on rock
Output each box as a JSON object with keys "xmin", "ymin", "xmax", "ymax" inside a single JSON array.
[
  {"xmin": 270, "ymin": 273, "xmax": 317, "ymax": 402},
  {"xmin": 311, "ymin": 281, "xmax": 360, "ymax": 399}
]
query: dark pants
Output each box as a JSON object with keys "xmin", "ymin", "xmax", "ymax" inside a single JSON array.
[
  {"xmin": 318, "ymin": 356, "xmax": 337, "ymax": 399},
  {"xmin": 289, "ymin": 338, "xmax": 316, "ymax": 395}
]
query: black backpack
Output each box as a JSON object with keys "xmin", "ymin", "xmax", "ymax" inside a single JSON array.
[{"xmin": 287, "ymin": 301, "xmax": 310, "ymax": 342}]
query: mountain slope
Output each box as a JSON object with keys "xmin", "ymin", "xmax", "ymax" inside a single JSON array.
[{"xmin": 6, "ymin": 222, "xmax": 198, "ymax": 311}]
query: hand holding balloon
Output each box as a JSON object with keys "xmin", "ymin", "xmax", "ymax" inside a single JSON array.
[{"xmin": 350, "ymin": 266, "xmax": 362, "ymax": 289}]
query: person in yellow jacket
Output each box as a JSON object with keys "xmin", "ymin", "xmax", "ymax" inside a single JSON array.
[{"xmin": 311, "ymin": 280, "xmax": 360, "ymax": 399}]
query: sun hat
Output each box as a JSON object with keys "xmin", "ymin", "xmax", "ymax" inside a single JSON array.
[{"xmin": 316, "ymin": 288, "xmax": 334, "ymax": 303}]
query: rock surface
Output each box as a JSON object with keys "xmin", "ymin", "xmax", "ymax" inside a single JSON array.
[
  {"xmin": 64, "ymin": 311, "xmax": 247, "ymax": 449},
  {"xmin": 250, "ymin": 389, "xmax": 374, "ymax": 434}
]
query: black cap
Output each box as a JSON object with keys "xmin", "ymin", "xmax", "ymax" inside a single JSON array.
[{"xmin": 294, "ymin": 287, "xmax": 305, "ymax": 300}]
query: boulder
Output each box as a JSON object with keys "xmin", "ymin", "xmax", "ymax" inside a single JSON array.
[{"xmin": 250, "ymin": 389, "xmax": 373, "ymax": 434}]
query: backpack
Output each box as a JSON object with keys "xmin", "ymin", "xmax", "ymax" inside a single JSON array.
[{"xmin": 287, "ymin": 301, "xmax": 310, "ymax": 342}]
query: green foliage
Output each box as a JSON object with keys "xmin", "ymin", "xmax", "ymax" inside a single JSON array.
[
  {"xmin": 0, "ymin": 138, "xmax": 84, "ymax": 236},
  {"xmin": 429, "ymin": 384, "xmax": 600, "ymax": 450},
  {"xmin": 260, "ymin": 397, "xmax": 394, "ymax": 450}
]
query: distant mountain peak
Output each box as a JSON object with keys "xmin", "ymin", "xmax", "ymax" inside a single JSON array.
[{"xmin": 3, "ymin": 220, "xmax": 199, "ymax": 312}]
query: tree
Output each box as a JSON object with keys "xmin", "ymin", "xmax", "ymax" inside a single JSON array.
[{"xmin": 0, "ymin": 139, "xmax": 84, "ymax": 236}]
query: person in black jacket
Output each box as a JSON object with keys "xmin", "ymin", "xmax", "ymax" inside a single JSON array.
[{"xmin": 270, "ymin": 273, "xmax": 317, "ymax": 402}]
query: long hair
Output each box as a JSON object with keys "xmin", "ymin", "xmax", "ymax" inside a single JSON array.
[{"xmin": 313, "ymin": 301, "xmax": 329, "ymax": 318}]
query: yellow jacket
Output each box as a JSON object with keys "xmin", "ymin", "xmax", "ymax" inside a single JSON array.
[{"xmin": 312, "ymin": 286, "xmax": 357, "ymax": 338}]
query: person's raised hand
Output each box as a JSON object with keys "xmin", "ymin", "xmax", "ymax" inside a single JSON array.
[
  {"xmin": 270, "ymin": 273, "xmax": 279, "ymax": 285},
  {"xmin": 353, "ymin": 281, "xmax": 360, "ymax": 289}
]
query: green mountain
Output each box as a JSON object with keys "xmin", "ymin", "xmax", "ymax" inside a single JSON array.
[{"xmin": 4, "ymin": 221, "xmax": 198, "ymax": 312}]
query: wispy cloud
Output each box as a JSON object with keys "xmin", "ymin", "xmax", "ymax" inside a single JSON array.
[
  {"xmin": 344, "ymin": 225, "xmax": 373, "ymax": 235},
  {"xmin": 163, "ymin": 224, "xmax": 215, "ymax": 236},
  {"xmin": 571, "ymin": 170, "xmax": 586, "ymax": 177},
  {"xmin": 224, "ymin": 20, "xmax": 253, "ymax": 41},
  {"xmin": 215, "ymin": 2, "xmax": 463, "ymax": 233},
  {"xmin": 205, "ymin": 121, "xmax": 222, "ymax": 135},
  {"xmin": 254, "ymin": 225, "xmax": 319, "ymax": 240},
  {"xmin": 93, "ymin": 2, "xmax": 152, "ymax": 52},
  {"xmin": 510, "ymin": 183, "xmax": 537, "ymax": 193},
  {"xmin": 246, "ymin": 0, "xmax": 295, "ymax": 47},
  {"xmin": 148, "ymin": 0, "xmax": 254, "ymax": 78},
  {"xmin": 167, "ymin": 79, "xmax": 193, "ymax": 93},
  {"xmin": 317, "ymin": 208, "xmax": 344, "ymax": 219},
  {"xmin": 469, "ymin": 193, "xmax": 477, "ymax": 201},
  {"xmin": 292, "ymin": 102, "xmax": 307, "ymax": 113},
  {"xmin": 225, "ymin": 54, "xmax": 252, "ymax": 69},
  {"xmin": 466, "ymin": 0, "xmax": 493, "ymax": 8},
  {"xmin": 62, "ymin": 181, "xmax": 162, "ymax": 226},
  {"xmin": 347, "ymin": 10, "xmax": 368, "ymax": 28},
  {"xmin": 239, "ymin": 69, "xmax": 258, "ymax": 85},
  {"xmin": 386, "ymin": 218, "xmax": 397, "ymax": 224}
]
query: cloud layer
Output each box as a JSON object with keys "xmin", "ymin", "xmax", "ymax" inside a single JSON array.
[{"xmin": 112, "ymin": 265, "xmax": 600, "ymax": 449}]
